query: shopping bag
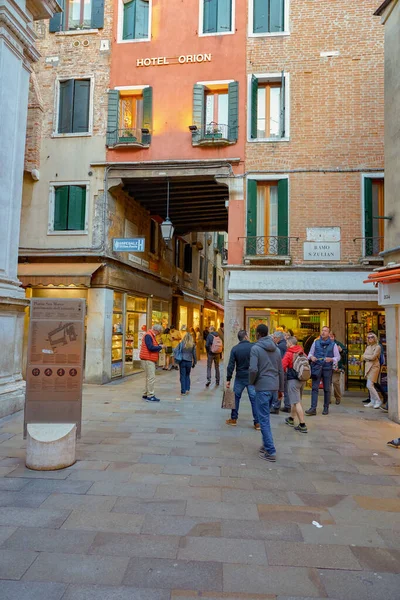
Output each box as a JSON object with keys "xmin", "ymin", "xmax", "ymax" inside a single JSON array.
[
  {"xmin": 221, "ymin": 387, "xmax": 235, "ymax": 410},
  {"xmin": 173, "ymin": 343, "xmax": 183, "ymax": 364}
]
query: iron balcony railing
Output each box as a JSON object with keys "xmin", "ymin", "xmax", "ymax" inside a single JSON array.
[
  {"xmin": 192, "ymin": 122, "xmax": 238, "ymax": 143},
  {"xmin": 353, "ymin": 237, "xmax": 384, "ymax": 257},
  {"xmin": 241, "ymin": 236, "xmax": 299, "ymax": 257},
  {"xmin": 108, "ymin": 127, "xmax": 151, "ymax": 146}
]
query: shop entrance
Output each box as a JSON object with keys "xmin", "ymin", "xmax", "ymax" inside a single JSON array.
[
  {"xmin": 346, "ymin": 309, "xmax": 386, "ymax": 390},
  {"xmin": 112, "ymin": 292, "xmax": 147, "ymax": 378}
]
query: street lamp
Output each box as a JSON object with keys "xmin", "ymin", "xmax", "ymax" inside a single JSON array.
[{"xmin": 160, "ymin": 180, "xmax": 175, "ymax": 242}]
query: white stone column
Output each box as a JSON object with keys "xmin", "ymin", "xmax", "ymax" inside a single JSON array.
[
  {"xmin": 385, "ymin": 306, "xmax": 400, "ymax": 424},
  {"xmin": 223, "ymin": 272, "xmax": 244, "ymax": 379},
  {"xmin": 85, "ymin": 288, "xmax": 114, "ymax": 384}
]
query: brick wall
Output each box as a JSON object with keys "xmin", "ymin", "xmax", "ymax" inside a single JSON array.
[{"xmin": 24, "ymin": 73, "xmax": 44, "ymax": 173}]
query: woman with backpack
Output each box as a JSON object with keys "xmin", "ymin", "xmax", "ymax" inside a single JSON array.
[
  {"xmin": 362, "ymin": 332, "xmax": 382, "ymax": 409},
  {"xmin": 174, "ymin": 332, "xmax": 197, "ymax": 395},
  {"xmin": 281, "ymin": 336, "xmax": 310, "ymax": 433}
]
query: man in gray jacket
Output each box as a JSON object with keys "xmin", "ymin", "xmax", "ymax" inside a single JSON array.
[{"xmin": 249, "ymin": 324, "xmax": 284, "ymax": 462}]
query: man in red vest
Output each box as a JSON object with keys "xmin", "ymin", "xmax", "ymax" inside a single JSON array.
[{"xmin": 139, "ymin": 323, "xmax": 163, "ymax": 402}]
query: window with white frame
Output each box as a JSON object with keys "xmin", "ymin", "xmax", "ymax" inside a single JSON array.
[
  {"xmin": 250, "ymin": 0, "xmax": 288, "ymax": 36},
  {"xmin": 120, "ymin": 0, "xmax": 151, "ymax": 41},
  {"xmin": 49, "ymin": 184, "xmax": 89, "ymax": 233},
  {"xmin": 200, "ymin": 0, "xmax": 234, "ymax": 35},
  {"xmin": 249, "ymin": 73, "xmax": 289, "ymax": 140},
  {"xmin": 56, "ymin": 78, "xmax": 92, "ymax": 135}
]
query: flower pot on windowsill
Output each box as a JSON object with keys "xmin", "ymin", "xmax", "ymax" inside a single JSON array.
[
  {"xmin": 119, "ymin": 135, "xmax": 138, "ymax": 143},
  {"xmin": 204, "ymin": 132, "xmax": 223, "ymax": 140}
]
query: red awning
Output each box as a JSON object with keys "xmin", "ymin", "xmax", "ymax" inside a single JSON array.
[
  {"xmin": 205, "ymin": 299, "xmax": 224, "ymax": 312},
  {"xmin": 364, "ymin": 264, "xmax": 400, "ymax": 286}
]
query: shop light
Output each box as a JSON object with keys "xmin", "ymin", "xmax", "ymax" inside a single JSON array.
[{"xmin": 160, "ymin": 179, "xmax": 175, "ymax": 242}]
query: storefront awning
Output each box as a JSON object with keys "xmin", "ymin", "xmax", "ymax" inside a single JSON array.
[
  {"xmin": 364, "ymin": 264, "xmax": 400, "ymax": 286},
  {"xmin": 18, "ymin": 263, "xmax": 104, "ymax": 287},
  {"xmin": 182, "ymin": 292, "xmax": 204, "ymax": 305},
  {"xmin": 228, "ymin": 270, "xmax": 378, "ymax": 302},
  {"xmin": 205, "ymin": 299, "xmax": 225, "ymax": 312}
]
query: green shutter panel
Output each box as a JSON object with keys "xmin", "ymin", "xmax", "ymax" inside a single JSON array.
[
  {"xmin": 204, "ymin": 0, "xmax": 217, "ymax": 33},
  {"xmin": 217, "ymin": 233, "xmax": 225, "ymax": 253},
  {"xmin": 280, "ymin": 71, "xmax": 286, "ymax": 138},
  {"xmin": 136, "ymin": 0, "xmax": 150, "ymax": 38},
  {"xmin": 192, "ymin": 84, "xmax": 205, "ymax": 143},
  {"xmin": 54, "ymin": 186, "xmax": 69, "ymax": 230},
  {"xmin": 253, "ymin": 0, "xmax": 268, "ymax": 33},
  {"xmin": 58, "ymin": 79, "xmax": 74, "ymax": 134},
  {"xmin": 228, "ymin": 81, "xmax": 239, "ymax": 142},
  {"xmin": 67, "ymin": 186, "xmax": 86, "ymax": 230},
  {"xmin": 123, "ymin": 0, "xmax": 135, "ymax": 39},
  {"xmin": 72, "ymin": 79, "xmax": 90, "ymax": 133},
  {"xmin": 247, "ymin": 179, "xmax": 257, "ymax": 255},
  {"xmin": 91, "ymin": 0, "xmax": 104, "ymax": 28},
  {"xmin": 364, "ymin": 177, "xmax": 373, "ymax": 249},
  {"xmin": 217, "ymin": 0, "xmax": 232, "ymax": 32},
  {"xmin": 250, "ymin": 75, "xmax": 258, "ymax": 139},
  {"xmin": 270, "ymin": 0, "xmax": 285, "ymax": 33},
  {"xmin": 142, "ymin": 86, "xmax": 153, "ymax": 144},
  {"xmin": 49, "ymin": 0, "xmax": 64, "ymax": 32},
  {"xmin": 106, "ymin": 90, "xmax": 119, "ymax": 146},
  {"xmin": 277, "ymin": 178, "xmax": 289, "ymax": 254}
]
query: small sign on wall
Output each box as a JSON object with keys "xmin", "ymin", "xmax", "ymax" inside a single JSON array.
[
  {"xmin": 304, "ymin": 242, "xmax": 341, "ymax": 261},
  {"xmin": 306, "ymin": 227, "xmax": 341, "ymax": 242}
]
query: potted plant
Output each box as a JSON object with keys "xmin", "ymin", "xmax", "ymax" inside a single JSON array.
[
  {"xmin": 204, "ymin": 124, "xmax": 223, "ymax": 140},
  {"xmin": 119, "ymin": 130, "xmax": 137, "ymax": 142}
]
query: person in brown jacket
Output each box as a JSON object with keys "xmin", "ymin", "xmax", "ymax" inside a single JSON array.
[{"xmin": 362, "ymin": 332, "xmax": 382, "ymax": 409}]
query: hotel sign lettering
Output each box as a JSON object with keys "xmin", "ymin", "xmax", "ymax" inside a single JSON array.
[{"xmin": 137, "ymin": 53, "xmax": 212, "ymax": 67}]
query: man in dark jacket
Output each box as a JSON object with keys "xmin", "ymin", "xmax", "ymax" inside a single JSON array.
[
  {"xmin": 205, "ymin": 326, "xmax": 221, "ymax": 387},
  {"xmin": 225, "ymin": 330, "xmax": 259, "ymax": 430},
  {"xmin": 249, "ymin": 324, "xmax": 284, "ymax": 462}
]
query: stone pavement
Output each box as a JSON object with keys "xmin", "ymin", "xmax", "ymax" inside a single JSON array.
[{"xmin": 0, "ymin": 361, "xmax": 399, "ymax": 600}]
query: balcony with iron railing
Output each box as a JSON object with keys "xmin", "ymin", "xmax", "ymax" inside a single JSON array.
[
  {"xmin": 107, "ymin": 127, "xmax": 151, "ymax": 148},
  {"xmin": 353, "ymin": 237, "xmax": 384, "ymax": 264},
  {"xmin": 191, "ymin": 122, "xmax": 238, "ymax": 146},
  {"xmin": 240, "ymin": 236, "xmax": 299, "ymax": 265}
]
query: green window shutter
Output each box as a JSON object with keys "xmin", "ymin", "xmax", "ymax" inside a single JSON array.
[
  {"xmin": 277, "ymin": 178, "xmax": 289, "ymax": 254},
  {"xmin": 49, "ymin": 0, "xmax": 64, "ymax": 32},
  {"xmin": 253, "ymin": 0, "xmax": 268, "ymax": 33},
  {"xmin": 250, "ymin": 75, "xmax": 258, "ymax": 139},
  {"xmin": 91, "ymin": 0, "xmax": 104, "ymax": 29},
  {"xmin": 228, "ymin": 81, "xmax": 239, "ymax": 142},
  {"xmin": 58, "ymin": 79, "xmax": 74, "ymax": 133},
  {"xmin": 142, "ymin": 86, "xmax": 153, "ymax": 144},
  {"xmin": 270, "ymin": 0, "xmax": 285, "ymax": 33},
  {"xmin": 184, "ymin": 244, "xmax": 193, "ymax": 273},
  {"xmin": 280, "ymin": 71, "xmax": 286, "ymax": 137},
  {"xmin": 204, "ymin": 0, "xmax": 217, "ymax": 33},
  {"xmin": 72, "ymin": 79, "xmax": 90, "ymax": 133},
  {"xmin": 247, "ymin": 179, "xmax": 257, "ymax": 255},
  {"xmin": 54, "ymin": 186, "xmax": 69, "ymax": 230},
  {"xmin": 123, "ymin": 0, "xmax": 135, "ymax": 39},
  {"xmin": 106, "ymin": 90, "xmax": 120, "ymax": 146},
  {"xmin": 192, "ymin": 84, "xmax": 205, "ymax": 142},
  {"xmin": 217, "ymin": 0, "xmax": 232, "ymax": 32},
  {"xmin": 364, "ymin": 177, "xmax": 373, "ymax": 241},
  {"xmin": 136, "ymin": 0, "xmax": 150, "ymax": 38},
  {"xmin": 217, "ymin": 233, "xmax": 225, "ymax": 253},
  {"xmin": 67, "ymin": 186, "xmax": 86, "ymax": 230}
]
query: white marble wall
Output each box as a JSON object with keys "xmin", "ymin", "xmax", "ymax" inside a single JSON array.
[
  {"xmin": 385, "ymin": 306, "xmax": 400, "ymax": 424},
  {"xmin": 85, "ymin": 288, "xmax": 114, "ymax": 384}
]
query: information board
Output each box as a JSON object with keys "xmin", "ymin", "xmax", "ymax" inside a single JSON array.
[{"xmin": 24, "ymin": 298, "xmax": 86, "ymax": 437}]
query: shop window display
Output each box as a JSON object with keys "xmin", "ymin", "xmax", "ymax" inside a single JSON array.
[
  {"xmin": 112, "ymin": 292, "xmax": 124, "ymax": 378},
  {"xmin": 346, "ymin": 310, "xmax": 386, "ymax": 390},
  {"xmin": 245, "ymin": 308, "xmax": 329, "ymax": 344}
]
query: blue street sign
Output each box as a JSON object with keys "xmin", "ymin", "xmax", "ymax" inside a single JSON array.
[{"xmin": 113, "ymin": 238, "xmax": 145, "ymax": 252}]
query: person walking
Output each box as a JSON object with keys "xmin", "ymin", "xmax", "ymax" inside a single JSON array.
[
  {"xmin": 271, "ymin": 330, "xmax": 289, "ymax": 414},
  {"xmin": 161, "ymin": 327, "xmax": 173, "ymax": 371},
  {"xmin": 205, "ymin": 326, "xmax": 222, "ymax": 387},
  {"xmin": 330, "ymin": 332, "xmax": 347, "ymax": 405},
  {"xmin": 218, "ymin": 323, "xmax": 224, "ymax": 359},
  {"xmin": 176, "ymin": 332, "xmax": 197, "ymax": 396},
  {"xmin": 306, "ymin": 326, "xmax": 340, "ymax": 416},
  {"xmin": 249, "ymin": 324, "xmax": 284, "ymax": 462},
  {"xmin": 170, "ymin": 326, "xmax": 181, "ymax": 370},
  {"xmin": 362, "ymin": 332, "xmax": 382, "ymax": 408},
  {"xmin": 139, "ymin": 323, "xmax": 163, "ymax": 402},
  {"xmin": 225, "ymin": 330, "xmax": 259, "ymax": 430},
  {"xmin": 282, "ymin": 336, "xmax": 308, "ymax": 433}
]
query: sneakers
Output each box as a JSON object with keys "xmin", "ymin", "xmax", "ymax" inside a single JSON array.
[
  {"xmin": 364, "ymin": 402, "xmax": 375, "ymax": 407},
  {"xmin": 305, "ymin": 409, "xmax": 316, "ymax": 416},
  {"xmin": 259, "ymin": 448, "xmax": 277, "ymax": 462},
  {"xmin": 205, "ymin": 381, "xmax": 211, "ymax": 387},
  {"xmin": 322, "ymin": 407, "xmax": 329, "ymax": 415},
  {"xmin": 294, "ymin": 424, "xmax": 308, "ymax": 434},
  {"xmin": 373, "ymin": 402, "xmax": 382, "ymax": 409},
  {"xmin": 362, "ymin": 398, "xmax": 371, "ymax": 404},
  {"xmin": 226, "ymin": 419, "xmax": 237, "ymax": 426},
  {"xmin": 146, "ymin": 396, "xmax": 160, "ymax": 403},
  {"xmin": 142, "ymin": 395, "xmax": 148, "ymax": 400},
  {"xmin": 335, "ymin": 399, "xmax": 341, "ymax": 405},
  {"xmin": 380, "ymin": 404, "xmax": 389, "ymax": 413},
  {"xmin": 281, "ymin": 407, "xmax": 290, "ymax": 413},
  {"xmin": 285, "ymin": 417, "xmax": 295, "ymax": 427},
  {"xmin": 253, "ymin": 423, "xmax": 260, "ymax": 431},
  {"xmin": 387, "ymin": 439, "xmax": 400, "ymax": 449}
]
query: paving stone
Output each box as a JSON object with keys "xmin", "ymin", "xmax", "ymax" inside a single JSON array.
[
  {"xmin": 171, "ymin": 593, "xmax": 276, "ymax": 600},
  {"xmin": 40, "ymin": 493, "xmax": 117, "ymax": 512},
  {"xmin": 141, "ymin": 515, "xmax": 221, "ymax": 537},
  {"xmin": 353, "ymin": 496, "xmax": 400, "ymax": 512},
  {"xmin": 0, "ymin": 490, "xmax": 49, "ymax": 508},
  {"xmin": 221, "ymin": 520, "xmax": 303, "ymax": 542},
  {"xmin": 189, "ymin": 476, "xmax": 254, "ymax": 489},
  {"xmin": 22, "ymin": 479, "xmax": 93, "ymax": 494},
  {"xmin": 0, "ymin": 581, "xmax": 67, "ymax": 600},
  {"xmin": 61, "ymin": 510, "xmax": 145, "ymax": 533},
  {"xmin": 113, "ymin": 497, "xmax": 186, "ymax": 516},
  {"xmin": 0, "ymin": 477, "xmax": 30, "ymax": 491},
  {"xmin": 3, "ymin": 527, "xmax": 97, "ymax": 553},
  {"xmin": 313, "ymin": 481, "xmax": 400, "ymax": 499},
  {"xmin": 350, "ymin": 546, "xmax": 400, "ymax": 573},
  {"xmin": 318, "ymin": 569, "xmax": 400, "ymax": 600},
  {"xmin": 130, "ymin": 473, "xmax": 191, "ymax": 485},
  {"xmin": 0, "ymin": 507, "xmax": 70, "ymax": 528},
  {"xmin": 328, "ymin": 507, "xmax": 400, "ymax": 530},
  {"xmin": 258, "ymin": 505, "xmax": 335, "ymax": 525},
  {"xmin": 123, "ymin": 557, "xmax": 223, "ymax": 591},
  {"xmin": 66, "ymin": 469, "xmax": 134, "ymax": 482},
  {"xmin": 300, "ymin": 524, "xmax": 388, "ymax": 547},
  {"xmin": 87, "ymin": 482, "xmax": 157, "ymax": 498},
  {"xmin": 336, "ymin": 472, "xmax": 399, "ymax": 486},
  {"xmin": 89, "ymin": 532, "xmax": 180, "ymax": 558},
  {"xmin": 293, "ymin": 493, "xmax": 347, "ymax": 507},
  {"xmin": 5, "ymin": 466, "xmax": 70, "ymax": 479},
  {"xmin": 186, "ymin": 500, "xmax": 259, "ymax": 521},
  {"xmin": 177, "ymin": 536, "xmax": 267, "ymax": 564},
  {"xmin": 0, "ymin": 548, "xmax": 38, "ymax": 579},
  {"xmin": 63, "ymin": 585, "xmax": 171, "ymax": 600},
  {"xmin": 223, "ymin": 564, "xmax": 322, "ymax": 597},
  {"xmin": 67, "ymin": 460, "xmax": 110, "ymax": 470},
  {"xmin": 265, "ymin": 540, "xmax": 362, "ymax": 570},
  {"xmin": 0, "ymin": 525, "xmax": 16, "ymax": 545},
  {"xmin": 139, "ymin": 454, "xmax": 192, "ymax": 465},
  {"xmin": 222, "ymin": 489, "xmax": 290, "ymax": 505},
  {"xmin": 376, "ymin": 528, "xmax": 400, "ymax": 549},
  {"xmin": 155, "ymin": 485, "xmax": 222, "ymax": 501},
  {"xmin": 22, "ymin": 552, "xmax": 130, "ymax": 585}
]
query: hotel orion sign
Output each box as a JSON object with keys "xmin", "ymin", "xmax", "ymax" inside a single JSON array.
[{"xmin": 137, "ymin": 53, "xmax": 212, "ymax": 67}]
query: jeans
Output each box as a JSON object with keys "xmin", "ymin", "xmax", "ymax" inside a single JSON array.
[
  {"xmin": 255, "ymin": 391, "xmax": 276, "ymax": 456},
  {"xmin": 231, "ymin": 379, "xmax": 258, "ymax": 424},
  {"xmin": 206, "ymin": 353, "xmax": 220, "ymax": 384},
  {"xmin": 311, "ymin": 367, "xmax": 333, "ymax": 410},
  {"xmin": 179, "ymin": 360, "xmax": 192, "ymax": 394}
]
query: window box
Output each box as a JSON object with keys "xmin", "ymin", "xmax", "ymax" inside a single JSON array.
[
  {"xmin": 191, "ymin": 81, "xmax": 239, "ymax": 145},
  {"xmin": 107, "ymin": 87, "xmax": 153, "ymax": 147}
]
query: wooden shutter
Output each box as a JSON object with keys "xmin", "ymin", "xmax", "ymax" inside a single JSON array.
[
  {"xmin": 142, "ymin": 86, "xmax": 153, "ymax": 144},
  {"xmin": 364, "ymin": 177, "xmax": 373, "ymax": 240},
  {"xmin": 217, "ymin": 234, "xmax": 225, "ymax": 253},
  {"xmin": 228, "ymin": 81, "xmax": 239, "ymax": 142},
  {"xmin": 280, "ymin": 71, "xmax": 286, "ymax": 138},
  {"xmin": 247, "ymin": 179, "xmax": 257, "ymax": 255},
  {"xmin": 184, "ymin": 244, "xmax": 193, "ymax": 274},
  {"xmin": 270, "ymin": 0, "xmax": 285, "ymax": 33},
  {"xmin": 58, "ymin": 79, "xmax": 74, "ymax": 134},
  {"xmin": 106, "ymin": 90, "xmax": 120, "ymax": 146},
  {"xmin": 123, "ymin": 0, "xmax": 135, "ymax": 39},
  {"xmin": 253, "ymin": 0, "xmax": 268, "ymax": 33},
  {"xmin": 49, "ymin": 0, "xmax": 64, "ymax": 32},
  {"xmin": 72, "ymin": 79, "xmax": 90, "ymax": 133},
  {"xmin": 192, "ymin": 84, "xmax": 205, "ymax": 142},
  {"xmin": 54, "ymin": 186, "xmax": 69, "ymax": 230},
  {"xmin": 250, "ymin": 75, "xmax": 258, "ymax": 139},
  {"xmin": 217, "ymin": 0, "xmax": 232, "ymax": 32},
  {"xmin": 277, "ymin": 178, "xmax": 289, "ymax": 254},
  {"xmin": 91, "ymin": 0, "xmax": 104, "ymax": 28},
  {"xmin": 203, "ymin": 0, "xmax": 217, "ymax": 33},
  {"xmin": 67, "ymin": 186, "xmax": 86, "ymax": 230}
]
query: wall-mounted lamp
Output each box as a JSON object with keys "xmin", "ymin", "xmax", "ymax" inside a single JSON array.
[
  {"xmin": 141, "ymin": 128, "xmax": 150, "ymax": 135},
  {"xmin": 189, "ymin": 125, "xmax": 198, "ymax": 132}
]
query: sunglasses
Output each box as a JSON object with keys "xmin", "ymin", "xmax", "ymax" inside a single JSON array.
[{"xmin": 367, "ymin": 336, "xmax": 374, "ymax": 339}]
